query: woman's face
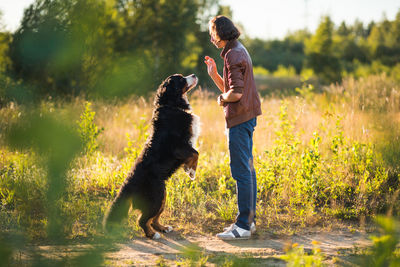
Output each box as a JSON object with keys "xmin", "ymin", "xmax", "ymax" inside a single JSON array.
[{"xmin": 209, "ymin": 24, "xmax": 226, "ymax": 49}]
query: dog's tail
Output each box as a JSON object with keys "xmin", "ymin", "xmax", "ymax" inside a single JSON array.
[{"xmin": 103, "ymin": 189, "xmax": 131, "ymax": 233}]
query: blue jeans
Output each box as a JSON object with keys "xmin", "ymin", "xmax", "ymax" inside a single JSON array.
[{"xmin": 228, "ymin": 117, "xmax": 257, "ymax": 231}]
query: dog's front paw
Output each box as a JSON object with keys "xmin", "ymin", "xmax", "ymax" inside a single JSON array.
[{"xmin": 185, "ymin": 168, "xmax": 196, "ymax": 180}]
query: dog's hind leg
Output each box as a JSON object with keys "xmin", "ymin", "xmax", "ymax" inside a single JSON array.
[
  {"xmin": 138, "ymin": 208, "xmax": 160, "ymax": 239},
  {"xmin": 151, "ymin": 192, "xmax": 173, "ymax": 233}
]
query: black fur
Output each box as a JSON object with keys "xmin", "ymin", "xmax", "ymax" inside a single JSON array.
[{"xmin": 103, "ymin": 74, "xmax": 199, "ymax": 238}]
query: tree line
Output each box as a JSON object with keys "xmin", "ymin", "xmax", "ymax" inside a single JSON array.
[
  {"xmin": 0, "ymin": 1, "xmax": 399, "ymax": 103},
  {"xmin": 245, "ymin": 12, "xmax": 400, "ymax": 83}
]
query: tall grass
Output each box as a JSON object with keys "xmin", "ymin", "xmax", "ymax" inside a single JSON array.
[{"xmin": 0, "ymin": 75, "xmax": 399, "ymax": 243}]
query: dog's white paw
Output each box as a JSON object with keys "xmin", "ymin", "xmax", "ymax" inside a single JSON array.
[
  {"xmin": 152, "ymin": 232, "xmax": 161, "ymax": 240},
  {"xmin": 186, "ymin": 168, "xmax": 196, "ymax": 180},
  {"xmin": 164, "ymin": 226, "xmax": 173, "ymax": 233}
]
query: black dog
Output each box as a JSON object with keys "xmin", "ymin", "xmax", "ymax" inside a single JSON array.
[{"xmin": 104, "ymin": 74, "xmax": 200, "ymax": 239}]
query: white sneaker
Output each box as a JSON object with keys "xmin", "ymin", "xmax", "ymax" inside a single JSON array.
[
  {"xmin": 224, "ymin": 222, "xmax": 256, "ymax": 234},
  {"xmin": 217, "ymin": 224, "xmax": 251, "ymax": 240}
]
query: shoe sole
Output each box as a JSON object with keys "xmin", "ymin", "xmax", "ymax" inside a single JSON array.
[{"xmin": 216, "ymin": 235, "xmax": 251, "ymax": 240}]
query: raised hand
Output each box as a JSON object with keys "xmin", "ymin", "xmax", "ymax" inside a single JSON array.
[{"xmin": 204, "ymin": 56, "xmax": 217, "ymax": 77}]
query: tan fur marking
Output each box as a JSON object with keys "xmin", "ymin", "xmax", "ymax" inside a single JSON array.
[{"xmin": 151, "ymin": 194, "xmax": 170, "ymax": 232}]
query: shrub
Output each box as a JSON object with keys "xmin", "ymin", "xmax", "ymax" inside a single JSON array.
[{"xmin": 77, "ymin": 101, "xmax": 103, "ymax": 155}]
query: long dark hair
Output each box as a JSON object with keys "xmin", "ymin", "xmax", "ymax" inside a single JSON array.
[{"xmin": 209, "ymin": 15, "xmax": 240, "ymax": 41}]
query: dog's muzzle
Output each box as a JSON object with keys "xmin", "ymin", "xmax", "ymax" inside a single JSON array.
[{"xmin": 183, "ymin": 74, "xmax": 198, "ymax": 94}]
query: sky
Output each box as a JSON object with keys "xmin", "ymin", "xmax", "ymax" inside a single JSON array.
[{"xmin": 1, "ymin": 0, "xmax": 399, "ymax": 40}]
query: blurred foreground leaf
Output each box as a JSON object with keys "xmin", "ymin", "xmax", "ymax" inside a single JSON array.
[{"xmin": 6, "ymin": 111, "xmax": 82, "ymax": 240}]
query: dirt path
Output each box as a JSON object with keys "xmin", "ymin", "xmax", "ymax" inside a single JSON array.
[{"xmin": 104, "ymin": 230, "xmax": 371, "ymax": 266}]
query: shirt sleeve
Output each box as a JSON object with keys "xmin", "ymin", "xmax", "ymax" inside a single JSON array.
[{"xmin": 225, "ymin": 50, "xmax": 244, "ymax": 94}]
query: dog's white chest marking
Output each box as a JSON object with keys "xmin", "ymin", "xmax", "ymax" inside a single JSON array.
[{"xmin": 189, "ymin": 113, "xmax": 201, "ymax": 148}]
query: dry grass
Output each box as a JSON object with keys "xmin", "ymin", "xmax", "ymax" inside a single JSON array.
[{"xmin": 91, "ymin": 85, "xmax": 397, "ymax": 161}]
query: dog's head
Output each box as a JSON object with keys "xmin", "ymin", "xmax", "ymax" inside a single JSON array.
[{"xmin": 155, "ymin": 74, "xmax": 198, "ymax": 109}]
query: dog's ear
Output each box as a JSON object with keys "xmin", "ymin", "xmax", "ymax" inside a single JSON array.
[
  {"xmin": 165, "ymin": 78, "xmax": 177, "ymax": 91},
  {"xmin": 158, "ymin": 78, "xmax": 172, "ymax": 95},
  {"xmin": 162, "ymin": 78, "xmax": 171, "ymax": 89}
]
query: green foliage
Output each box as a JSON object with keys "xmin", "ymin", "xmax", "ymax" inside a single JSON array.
[
  {"xmin": 9, "ymin": 0, "xmax": 115, "ymax": 97},
  {"xmin": 253, "ymin": 65, "xmax": 270, "ymax": 76},
  {"xmin": 295, "ymin": 82, "xmax": 315, "ymax": 101},
  {"xmin": 6, "ymin": 0, "xmax": 221, "ymax": 98},
  {"xmin": 282, "ymin": 242, "xmax": 325, "ymax": 267},
  {"xmin": 1, "ymin": 95, "xmax": 397, "ymax": 241},
  {"xmin": 358, "ymin": 216, "xmax": 400, "ymax": 266},
  {"xmin": 112, "ymin": 0, "xmax": 202, "ymax": 88},
  {"xmin": 0, "ymin": 76, "xmax": 399, "ymax": 264},
  {"xmin": 0, "ymin": 12, "xmax": 12, "ymax": 105},
  {"xmin": 245, "ymin": 34, "xmax": 307, "ymax": 74},
  {"xmin": 6, "ymin": 111, "xmax": 83, "ymax": 239},
  {"xmin": 256, "ymin": 101, "xmax": 390, "ymax": 222},
  {"xmin": 273, "ymin": 64, "xmax": 297, "ymax": 77},
  {"xmin": 0, "ymin": 105, "xmax": 122, "ymax": 266},
  {"xmin": 2, "ymin": 1, "xmax": 400, "ymax": 101},
  {"xmin": 0, "ymin": 150, "xmax": 47, "ymax": 239},
  {"xmin": 0, "ymin": 32, "xmax": 10, "ymax": 74},
  {"xmin": 176, "ymin": 244, "xmax": 209, "ymax": 266},
  {"xmin": 3, "ymin": 2, "xmax": 400, "ymax": 98},
  {"xmin": 93, "ymin": 52, "xmax": 155, "ymax": 98},
  {"xmin": 77, "ymin": 101, "xmax": 103, "ymax": 155},
  {"xmin": 367, "ymin": 12, "xmax": 400, "ymax": 67},
  {"xmin": 124, "ymin": 115, "xmax": 149, "ymax": 159}
]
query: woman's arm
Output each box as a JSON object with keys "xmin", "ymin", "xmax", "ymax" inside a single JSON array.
[
  {"xmin": 218, "ymin": 89, "xmax": 242, "ymax": 106},
  {"xmin": 204, "ymin": 56, "xmax": 224, "ymax": 93},
  {"xmin": 211, "ymin": 72, "xmax": 224, "ymax": 93},
  {"xmin": 221, "ymin": 89, "xmax": 242, "ymax": 102}
]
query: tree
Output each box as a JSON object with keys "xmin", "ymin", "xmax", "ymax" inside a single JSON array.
[
  {"xmin": 0, "ymin": 10, "xmax": 12, "ymax": 104},
  {"xmin": 9, "ymin": 0, "xmax": 115, "ymax": 96},
  {"xmin": 0, "ymin": 10, "xmax": 11, "ymax": 73},
  {"xmin": 244, "ymin": 30, "xmax": 309, "ymax": 75},
  {"xmin": 337, "ymin": 21, "xmax": 350, "ymax": 37},
  {"xmin": 334, "ymin": 21, "xmax": 368, "ymax": 70},
  {"xmin": 305, "ymin": 16, "xmax": 341, "ymax": 83},
  {"xmin": 8, "ymin": 0, "xmax": 224, "ymax": 98},
  {"xmin": 367, "ymin": 10, "xmax": 400, "ymax": 67},
  {"xmin": 112, "ymin": 0, "xmax": 220, "ymax": 89}
]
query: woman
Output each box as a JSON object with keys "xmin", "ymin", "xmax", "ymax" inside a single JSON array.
[{"xmin": 204, "ymin": 15, "xmax": 262, "ymax": 240}]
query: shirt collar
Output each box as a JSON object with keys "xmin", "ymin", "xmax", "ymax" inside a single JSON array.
[{"xmin": 220, "ymin": 39, "xmax": 239, "ymax": 58}]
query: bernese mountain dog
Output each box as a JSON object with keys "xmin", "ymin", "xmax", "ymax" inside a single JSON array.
[{"xmin": 104, "ymin": 74, "xmax": 200, "ymax": 239}]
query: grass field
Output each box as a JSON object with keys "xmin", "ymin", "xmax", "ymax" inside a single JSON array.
[{"xmin": 1, "ymin": 74, "xmax": 400, "ymax": 265}]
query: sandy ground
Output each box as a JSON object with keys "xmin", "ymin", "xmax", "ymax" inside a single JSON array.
[
  {"xmin": 20, "ymin": 229, "xmax": 372, "ymax": 266},
  {"xmin": 103, "ymin": 230, "xmax": 371, "ymax": 266}
]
